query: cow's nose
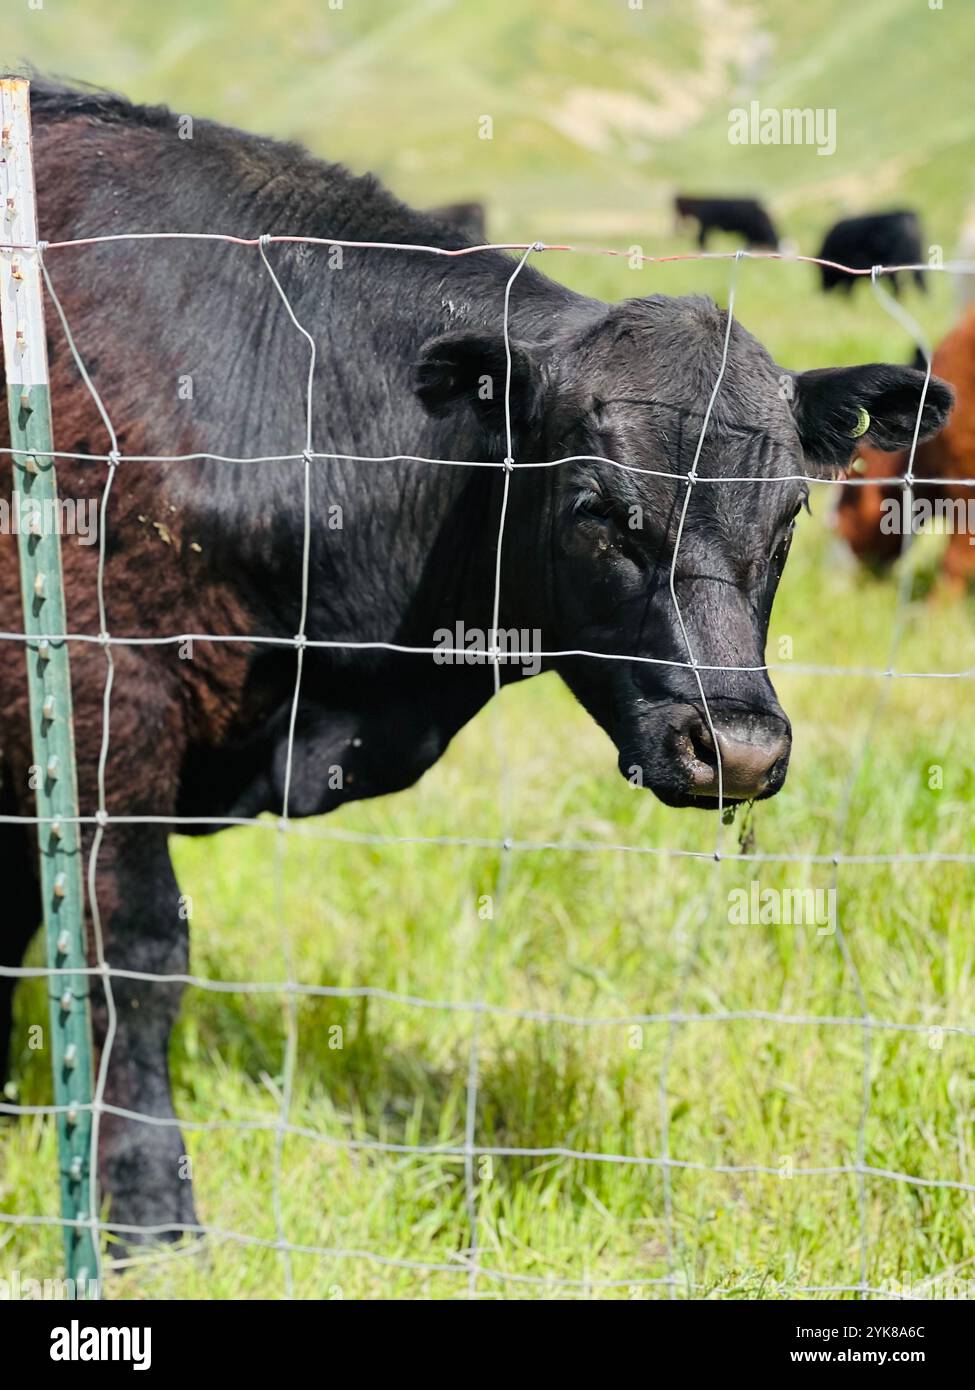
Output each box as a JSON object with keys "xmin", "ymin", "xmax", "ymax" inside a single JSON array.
[{"xmin": 677, "ymin": 711, "xmax": 790, "ymax": 800}]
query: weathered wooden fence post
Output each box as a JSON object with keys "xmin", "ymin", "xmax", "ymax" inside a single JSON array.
[{"xmin": 0, "ymin": 77, "xmax": 99, "ymax": 1295}]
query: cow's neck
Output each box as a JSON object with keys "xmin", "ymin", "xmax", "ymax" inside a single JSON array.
[
  {"xmin": 34, "ymin": 100, "xmax": 587, "ymax": 798},
  {"xmin": 229, "ymin": 222, "xmax": 584, "ymax": 650}
]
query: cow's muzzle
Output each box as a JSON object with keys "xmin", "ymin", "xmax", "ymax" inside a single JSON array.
[
  {"xmin": 623, "ymin": 700, "xmax": 792, "ymax": 808},
  {"xmin": 668, "ymin": 703, "xmax": 791, "ymax": 803}
]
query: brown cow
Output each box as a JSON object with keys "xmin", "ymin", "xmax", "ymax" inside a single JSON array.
[{"xmin": 835, "ymin": 307, "xmax": 975, "ymax": 590}]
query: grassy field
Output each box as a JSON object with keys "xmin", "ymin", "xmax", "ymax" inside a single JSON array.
[{"xmin": 2, "ymin": 1, "xmax": 975, "ymax": 1299}]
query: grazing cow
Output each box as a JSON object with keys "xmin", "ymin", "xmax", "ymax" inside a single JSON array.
[
  {"xmin": 674, "ymin": 195, "xmax": 779, "ymax": 250},
  {"xmin": 833, "ymin": 439, "xmax": 906, "ymax": 570},
  {"xmin": 425, "ymin": 200, "xmax": 487, "ymax": 242},
  {"xmin": 836, "ymin": 309, "xmax": 975, "ymax": 588},
  {"xmin": 818, "ymin": 210, "xmax": 926, "ymax": 296},
  {"xmin": 0, "ymin": 80, "xmax": 952, "ymax": 1238}
]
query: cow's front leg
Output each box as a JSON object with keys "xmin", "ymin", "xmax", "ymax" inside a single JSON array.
[{"xmin": 87, "ymin": 825, "xmax": 197, "ymax": 1243}]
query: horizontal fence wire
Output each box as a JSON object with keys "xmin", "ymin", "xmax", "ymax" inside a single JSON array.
[
  {"xmin": 2, "ymin": 446, "xmax": 975, "ymax": 490},
  {"xmin": 1, "ymin": 229, "xmax": 972, "ymax": 1299},
  {"xmin": 0, "ymin": 632, "xmax": 973, "ymax": 680},
  {"xmin": 0, "ymin": 1209, "xmax": 948, "ymax": 1299}
]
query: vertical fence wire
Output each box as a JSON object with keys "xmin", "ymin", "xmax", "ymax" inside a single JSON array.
[
  {"xmin": 256, "ymin": 233, "xmax": 318, "ymax": 1299},
  {"xmin": 657, "ymin": 250, "xmax": 741, "ymax": 1296},
  {"xmin": 825, "ymin": 268, "xmax": 937, "ymax": 1297},
  {"xmin": 463, "ymin": 242, "xmax": 538, "ymax": 1298}
]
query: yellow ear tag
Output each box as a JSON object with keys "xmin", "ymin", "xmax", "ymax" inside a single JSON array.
[{"xmin": 850, "ymin": 407, "xmax": 871, "ymax": 439}]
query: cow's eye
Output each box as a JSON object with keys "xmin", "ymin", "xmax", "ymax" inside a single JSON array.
[
  {"xmin": 574, "ymin": 485, "xmax": 614, "ymax": 522},
  {"xmin": 774, "ymin": 497, "xmax": 806, "ymax": 556},
  {"xmin": 771, "ymin": 523, "xmax": 795, "ymax": 570}
]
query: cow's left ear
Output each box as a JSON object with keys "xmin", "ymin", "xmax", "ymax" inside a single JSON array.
[
  {"xmin": 792, "ymin": 364, "xmax": 953, "ymax": 475},
  {"xmin": 415, "ymin": 329, "xmax": 546, "ymax": 448}
]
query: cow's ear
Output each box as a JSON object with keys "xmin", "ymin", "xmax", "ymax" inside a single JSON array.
[
  {"xmin": 792, "ymin": 364, "xmax": 953, "ymax": 475},
  {"xmin": 415, "ymin": 329, "xmax": 545, "ymax": 446}
]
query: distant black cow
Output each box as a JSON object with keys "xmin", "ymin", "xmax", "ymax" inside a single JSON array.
[
  {"xmin": 0, "ymin": 79, "xmax": 951, "ymax": 1241},
  {"xmin": 674, "ymin": 195, "xmax": 778, "ymax": 249},
  {"xmin": 426, "ymin": 200, "xmax": 487, "ymax": 242},
  {"xmin": 818, "ymin": 210, "xmax": 926, "ymax": 296}
]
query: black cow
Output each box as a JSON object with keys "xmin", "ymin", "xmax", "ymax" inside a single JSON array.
[
  {"xmin": 426, "ymin": 200, "xmax": 487, "ymax": 242},
  {"xmin": 0, "ymin": 80, "xmax": 952, "ymax": 1240},
  {"xmin": 818, "ymin": 210, "xmax": 926, "ymax": 296},
  {"xmin": 674, "ymin": 195, "xmax": 779, "ymax": 249}
]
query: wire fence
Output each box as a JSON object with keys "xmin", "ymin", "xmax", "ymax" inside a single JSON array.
[{"xmin": 1, "ymin": 199, "xmax": 973, "ymax": 1299}]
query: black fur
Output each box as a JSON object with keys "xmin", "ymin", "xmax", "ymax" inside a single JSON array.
[
  {"xmin": 674, "ymin": 195, "xmax": 778, "ymax": 249},
  {"xmin": 818, "ymin": 210, "xmax": 927, "ymax": 296}
]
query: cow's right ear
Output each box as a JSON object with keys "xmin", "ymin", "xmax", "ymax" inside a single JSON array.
[
  {"xmin": 415, "ymin": 329, "xmax": 545, "ymax": 448},
  {"xmin": 792, "ymin": 364, "xmax": 953, "ymax": 476}
]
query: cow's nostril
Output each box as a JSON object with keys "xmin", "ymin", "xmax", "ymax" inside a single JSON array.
[
  {"xmin": 674, "ymin": 711, "xmax": 790, "ymax": 799},
  {"xmin": 688, "ymin": 721, "xmax": 716, "ymax": 768}
]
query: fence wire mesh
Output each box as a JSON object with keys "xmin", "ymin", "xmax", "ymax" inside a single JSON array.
[{"xmin": 1, "ymin": 224, "xmax": 973, "ymax": 1300}]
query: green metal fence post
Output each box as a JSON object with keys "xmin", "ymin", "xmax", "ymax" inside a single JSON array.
[{"xmin": 0, "ymin": 77, "xmax": 98, "ymax": 1296}]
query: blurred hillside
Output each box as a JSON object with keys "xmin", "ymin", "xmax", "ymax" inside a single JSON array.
[{"xmin": 3, "ymin": 0, "xmax": 974, "ymax": 251}]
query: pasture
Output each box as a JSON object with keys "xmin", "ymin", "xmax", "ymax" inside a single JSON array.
[{"xmin": 2, "ymin": 0, "xmax": 975, "ymax": 1299}]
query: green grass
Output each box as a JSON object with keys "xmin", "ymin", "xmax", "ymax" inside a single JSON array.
[{"xmin": 2, "ymin": 0, "xmax": 975, "ymax": 1301}]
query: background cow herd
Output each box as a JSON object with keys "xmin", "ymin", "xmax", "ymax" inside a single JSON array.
[
  {"xmin": 672, "ymin": 196, "xmax": 927, "ymax": 296},
  {"xmin": 668, "ymin": 194, "xmax": 974, "ymax": 592}
]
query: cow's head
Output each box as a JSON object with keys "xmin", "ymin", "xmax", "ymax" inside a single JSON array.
[{"xmin": 417, "ymin": 294, "xmax": 952, "ymax": 808}]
